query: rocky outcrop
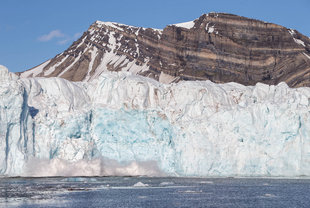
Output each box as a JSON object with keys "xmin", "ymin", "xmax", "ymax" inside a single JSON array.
[{"xmin": 19, "ymin": 13, "xmax": 310, "ymax": 87}]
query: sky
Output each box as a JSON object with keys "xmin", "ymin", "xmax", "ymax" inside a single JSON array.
[{"xmin": 1, "ymin": 0, "xmax": 309, "ymax": 73}]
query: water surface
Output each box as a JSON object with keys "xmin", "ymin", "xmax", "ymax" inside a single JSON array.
[{"xmin": 0, "ymin": 177, "xmax": 309, "ymax": 207}]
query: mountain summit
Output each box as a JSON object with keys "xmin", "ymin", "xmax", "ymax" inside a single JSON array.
[{"xmin": 19, "ymin": 13, "xmax": 310, "ymax": 87}]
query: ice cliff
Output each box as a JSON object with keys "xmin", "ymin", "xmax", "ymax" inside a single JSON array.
[{"xmin": 1, "ymin": 65, "xmax": 310, "ymax": 177}]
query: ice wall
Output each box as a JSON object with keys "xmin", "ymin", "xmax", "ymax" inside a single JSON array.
[{"xmin": 0, "ymin": 65, "xmax": 309, "ymax": 177}]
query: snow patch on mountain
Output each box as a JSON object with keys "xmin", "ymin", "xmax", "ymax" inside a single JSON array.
[
  {"xmin": 20, "ymin": 60, "xmax": 51, "ymax": 78},
  {"xmin": 288, "ymin": 29, "xmax": 306, "ymax": 47},
  {"xmin": 303, "ymin": 52, "xmax": 310, "ymax": 60},
  {"xmin": 172, "ymin": 21, "xmax": 195, "ymax": 29},
  {"xmin": 95, "ymin": 21, "xmax": 126, "ymax": 31}
]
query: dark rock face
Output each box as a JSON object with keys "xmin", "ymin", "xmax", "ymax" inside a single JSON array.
[{"xmin": 19, "ymin": 13, "xmax": 310, "ymax": 87}]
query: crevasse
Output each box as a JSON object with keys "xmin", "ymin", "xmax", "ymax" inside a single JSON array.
[{"xmin": 0, "ymin": 65, "xmax": 309, "ymax": 177}]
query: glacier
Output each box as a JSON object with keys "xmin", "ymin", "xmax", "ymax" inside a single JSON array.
[{"xmin": 0, "ymin": 65, "xmax": 310, "ymax": 177}]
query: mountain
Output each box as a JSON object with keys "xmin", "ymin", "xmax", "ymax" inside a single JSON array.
[
  {"xmin": 2, "ymin": 13, "xmax": 310, "ymax": 177},
  {"xmin": 19, "ymin": 13, "xmax": 310, "ymax": 87},
  {"xmin": 1, "ymin": 65, "xmax": 310, "ymax": 176}
]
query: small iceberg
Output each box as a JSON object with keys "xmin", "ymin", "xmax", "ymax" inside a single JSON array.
[{"xmin": 133, "ymin": 182, "xmax": 149, "ymax": 187}]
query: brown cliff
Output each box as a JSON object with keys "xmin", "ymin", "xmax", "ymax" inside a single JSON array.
[{"xmin": 19, "ymin": 13, "xmax": 310, "ymax": 87}]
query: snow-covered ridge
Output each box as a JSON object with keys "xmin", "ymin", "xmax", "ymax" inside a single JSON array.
[
  {"xmin": 172, "ymin": 20, "xmax": 196, "ymax": 29},
  {"xmin": 1, "ymin": 65, "xmax": 310, "ymax": 177},
  {"xmin": 94, "ymin": 20, "xmax": 163, "ymax": 32},
  {"xmin": 170, "ymin": 12, "xmax": 218, "ymax": 29},
  {"xmin": 20, "ymin": 60, "xmax": 51, "ymax": 78},
  {"xmin": 95, "ymin": 21, "xmax": 133, "ymax": 31}
]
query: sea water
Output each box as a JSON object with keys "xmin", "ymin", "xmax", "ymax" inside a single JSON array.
[{"xmin": 0, "ymin": 177, "xmax": 309, "ymax": 207}]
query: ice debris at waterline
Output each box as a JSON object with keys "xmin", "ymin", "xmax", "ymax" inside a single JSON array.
[{"xmin": 0, "ymin": 65, "xmax": 310, "ymax": 177}]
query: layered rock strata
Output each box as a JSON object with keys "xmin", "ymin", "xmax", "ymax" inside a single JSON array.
[{"xmin": 19, "ymin": 13, "xmax": 310, "ymax": 87}]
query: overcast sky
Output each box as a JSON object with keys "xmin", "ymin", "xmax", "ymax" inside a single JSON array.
[{"xmin": 1, "ymin": 0, "xmax": 309, "ymax": 72}]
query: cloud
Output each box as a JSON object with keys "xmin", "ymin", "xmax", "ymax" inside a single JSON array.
[
  {"xmin": 73, "ymin": 32, "xmax": 82, "ymax": 39},
  {"xmin": 38, "ymin": 30, "xmax": 65, "ymax": 42},
  {"xmin": 38, "ymin": 30, "xmax": 82, "ymax": 45},
  {"xmin": 57, "ymin": 38, "xmax": 70, "ymax": 45},
  {"xmin": 57, "ymin": 32, "xmax": 83, "ymax": 45}
]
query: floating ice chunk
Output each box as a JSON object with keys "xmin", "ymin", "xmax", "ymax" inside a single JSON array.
[
  {"xmin": 181, "ymin": 190, "xmax": 203, "ymax": 193},
  {"xmin": 263, "ymin": 193, "xmax": 276, "ymax": 198},
  {"xmin": 199, "ymin": 181, "xmax": 214, "ymax": 184},
  {"xmin": 159, "ymin": 182, "xmax": 174, "ymax": 186},
  {"xmin": 133, "ymin": 182, "xmax": 149, "ymax": 187}
]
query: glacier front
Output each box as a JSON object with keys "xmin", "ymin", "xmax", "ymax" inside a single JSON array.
[{"xmin": 0, "ymin": 65, "xmax": 310, "ymax": 177}]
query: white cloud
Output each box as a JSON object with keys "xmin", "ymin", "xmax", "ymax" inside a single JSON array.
[
  {"xmin": 57, "ymin": 32, "xmax": 82, "ymax": 45},
  {"xmin": 73, "ymin": 32, "xmax": 82, "ymax": 39},
  {"xmin": 38, "ymin": 30, "xmax": 82, "ymax": 45},
  {"xmin": 57, "ymin": 39, "xmax": 70, "ymax": 45},
  {"xmin": 38, "ymin": 30, "xmax": 65, "ymax": 42}
]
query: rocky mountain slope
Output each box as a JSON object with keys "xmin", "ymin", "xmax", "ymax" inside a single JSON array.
[{"xmin": 19, "ymin": 13, "xmax": 310, "ymax": 87}]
